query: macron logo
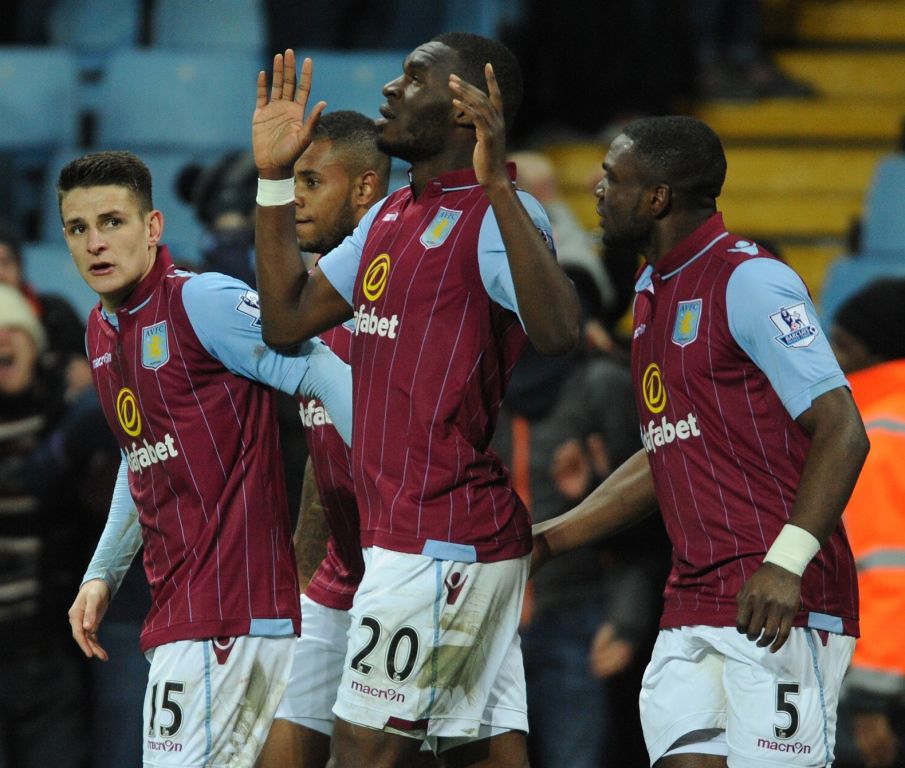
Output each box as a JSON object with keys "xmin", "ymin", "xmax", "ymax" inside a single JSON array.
[{"xmin": 92, "ymin": 352, "xmax": 112, "ymax": 369}]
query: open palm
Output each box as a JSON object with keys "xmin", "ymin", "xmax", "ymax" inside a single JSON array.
[{"xmin": 252, "ymin": 49, "xmax": 326, "ymax": 174}]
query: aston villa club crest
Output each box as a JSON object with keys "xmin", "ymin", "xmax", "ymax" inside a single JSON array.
[
  {"xmin": 770, "ymin": 302, "xmax": 819, "ymax": 348},
  {"xmin": 420, "ymin": 207, "xmax": 462, "ymax": 249},
  {"xmin": 672, "ymin": 299, "xmax": 702, "ymax": 347},
  {"xmin": 141, "ymin": 322, "xmax": 170, "ymax": 370}
]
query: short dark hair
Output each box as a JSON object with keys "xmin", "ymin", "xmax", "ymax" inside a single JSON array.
[
  {"xmin": 432, "ymin": 32, "xmax": 523, "ymax": 131},
  {"xmin": 57, "ymin": 151, "xmax": 154, "ymax": 216},
  {"xmin": 314, "ymin": 111, "xmax": 391, "ymax": 196},
  {"xmin": 621, "ymin": 116, "xmax": 727, "ymax": 203}
]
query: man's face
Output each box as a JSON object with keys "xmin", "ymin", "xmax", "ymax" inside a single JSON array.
[
  {"xmin": 0, "ymin": 243, "xmax": 22, "ymax": 288},
  {"xmin": 595, "ymin": 134, "xmax": 655, "ymax": 253},
  {"xmin": 293, "ymin": 140, "xmax": 358, "ymax": 254},
  {"xmin": 60, "ymin": 185, "xmax": 161, "ymax": 311},
  {"xmin": 376, "ymin": 41, "xmax": 458, "ymax": 163},
  {"xmin": 0, "ymin": 326, "xmax": 38, "ymax": 396}
]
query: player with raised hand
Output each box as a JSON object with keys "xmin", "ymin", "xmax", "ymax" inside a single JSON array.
[{"xmin": 252, "ymin": 34, "xmax": 580, "ymax": 768}]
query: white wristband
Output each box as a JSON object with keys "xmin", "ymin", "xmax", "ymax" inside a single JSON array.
[
  {"xmin": 763, "ymin": 524, "xmax": 820, "ymax": 576},
  {"xmin": 256, "ymin": 177, "xmax": 295, "ymax": 206}
]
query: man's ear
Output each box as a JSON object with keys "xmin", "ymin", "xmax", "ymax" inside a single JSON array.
[
  {"xmin": 355, "ymin": 170, "xmax": 382, "ymax": 209},
  {"xmin": 147, "ymin": 209, "xmax": 164, "ymax": 246},
  {"xmin": 650, "ymin": 184, "xmax": 672, "ymax": 218}
]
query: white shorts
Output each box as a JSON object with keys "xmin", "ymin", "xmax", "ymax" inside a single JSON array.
[
  {"xmin": 332, "ymin": 547, "xmax": 529, "ymax": 752},
  {"xmin": 273, "ymin": 594, "xmax": 350, "ymax": 734},
  {"xmin": 640, "ymin": 626, "xmax": 855, "ymax": 768},
  {"xmin": 142, "ymin": 635, "xmax": 295, "ymax": 768}
]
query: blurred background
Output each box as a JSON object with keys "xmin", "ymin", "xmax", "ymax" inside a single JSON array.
[{"xmin": 1, "ymin": 0, "xmax": 904, "ymax": 325}]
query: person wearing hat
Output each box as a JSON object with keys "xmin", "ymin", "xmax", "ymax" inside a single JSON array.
[
  {"xmin": 0, "ymin": 282, "xmax": 119, "ymax": 768},
  {"xmin": 830, "ymin": 277, "xmax": 905, "ymax": 768},
  {"xmin": 0, "ymin": 282, "xmax": 47, "ymax": 395}
]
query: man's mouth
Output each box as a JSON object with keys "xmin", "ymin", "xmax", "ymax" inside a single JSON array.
[{"xmin": 89, "ymin": 262, "xmax": 114, "ymax": 275}]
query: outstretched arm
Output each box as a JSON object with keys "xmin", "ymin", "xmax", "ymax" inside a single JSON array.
[
  {"xmin": 253, "ymin": 50, "xmax": 351, "ymax": 348},
  {"xmin": 449, "ymin": 65, "xmax": 580, "ymax": 356},
  {"xmin": 735, "ymin": 386, "xmax": 868, "ymax": 652},
  {"xmin": 533, "ymin": 449, "xmax": 658, "ymax": 572}
]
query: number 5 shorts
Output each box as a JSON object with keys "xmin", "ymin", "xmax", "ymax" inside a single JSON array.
[
  {"xmin": 640, "ymin": 625, "xmax": 855, "ymax": 767},
  {"xmin": 142, "ymin": 635, "xmax": 295, "ymax": 768},
  {"xmin": 332, "ymin": 546, "xmax": 530, "ymax": 753}
]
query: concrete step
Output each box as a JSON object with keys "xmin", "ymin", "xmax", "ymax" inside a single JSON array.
[
  {"xmin": 695, "ymin": 97, "xmax": 904, "ymax": 143},
  {"xmin": 795, "ymin": 0, "xmax": 905, "ymax": 44},
  {"xmin": 779, "ymin": 243, "xmax": 846, "ymax": 300},
  {"xmin": 724, "ymin": 147, "xmax": 883, "ymax": 193},
  {"xmin": 718, "ymin": 190, "xmax": 861, "ymax": 239},
  {"xmin": 775, "ymin": 50, "xmax": 905, "ymax": 98}
]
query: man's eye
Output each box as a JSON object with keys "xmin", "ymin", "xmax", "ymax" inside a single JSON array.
[{"xmin": 69, "ymin": 224, "xmax": 85, "ymax": 235}]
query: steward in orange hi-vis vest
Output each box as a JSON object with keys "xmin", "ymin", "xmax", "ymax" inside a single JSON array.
[{"xmin": 843, "ymin": 358, "xmax": 905, "ymax": 689}]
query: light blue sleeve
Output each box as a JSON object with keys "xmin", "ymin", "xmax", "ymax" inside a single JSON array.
[
  {"xmin": 82, "ymin": 455, "xmax": 141, "ymax": 596},
  {"xmin": 726, "ymin": 258, "xmax": 848, "ymax": 420},
  {"xmin": 182, "ymin": 272, "xmax": 353, "ymax": 444},
  {"xmin": 477, "ymin": 190, "xmax": 556, "ymax": 327},
  {"xmin": 317, "ymin": 196, "xmax": 386, "ymax": 306}
]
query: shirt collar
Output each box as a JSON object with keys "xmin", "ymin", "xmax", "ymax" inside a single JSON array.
[
  {"xmin": 418, "ymin": 163, "xmax": 517, "ymax": 198},
  {"xmin": 104, "ymin": 245, "xmax": 174, "ymax": 321},
  {"xmin": 650, "ymin": 212, "xmax": 728, "ymax": 280}
]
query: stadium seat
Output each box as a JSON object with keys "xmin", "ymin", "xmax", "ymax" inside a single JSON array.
[
  {"xmin": 96, "ymin": 49, "xmax": 263, "ymax": 151},
  {"xmin": 819, "ymin": 254, "xmax": 905, "ymax": 324},
  {"xmin": 0, "ymin": 47, "xmax": 80, "ymax": 239},
  {"xmin": 301, "ymin": 49, "xmax": 408, "ymax": 120},
  {"xmin": 22, "ymin": 241, "xmax": 99, "ymax": 321},
  {"xmin": 0, "ymin": 47, "xmax": 79, "ymax": 149},
  {"xmin": 150, "ymin": 0, "xmax": 266, "ymax": 56},
  {"xmin": 861, "ymin": 154, "xmax": 905, "ymax": 255},
  {"xmin": 47, "ymin": 0, "xmax": 141, "ymax": 56}
]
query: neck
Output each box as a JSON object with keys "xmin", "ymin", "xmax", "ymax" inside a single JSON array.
[
  {"xmin": 407, "ymin": 142, "xmax": 476, "ymax": 197},
  {"xmin": 644, "ymin": 209, "xmax": 715, "ymax": 266}
]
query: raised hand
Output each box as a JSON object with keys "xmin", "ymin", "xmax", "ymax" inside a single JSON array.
[
  {"xmin": 449, "ymin": 64, "xmax": 509, "ymax": 189},
  {"xmin": 253, "ymin": 49, "xmax": 327, "ymax": 176}
]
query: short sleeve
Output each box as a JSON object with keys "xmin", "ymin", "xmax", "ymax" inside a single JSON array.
[
  {"xmin": 726, "ymin": 258, "xmax": 847, "ymax": 420},
  {"xmin": 477, "ymin": 189, "xmax": 555, "ymax": 325},
  {"xmin": 182, "ymin": 272, "xmax": 311, "ymax": 395}
]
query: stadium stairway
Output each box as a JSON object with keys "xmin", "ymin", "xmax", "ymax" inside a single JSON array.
[{"xmin": 543, "ymin": 0, "xmax": 905, "ymax": 306}]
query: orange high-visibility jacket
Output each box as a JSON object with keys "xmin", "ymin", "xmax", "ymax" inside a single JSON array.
[{"xmin": 843, "ymin": 359, "xmax": 905, "ymax": 693}]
